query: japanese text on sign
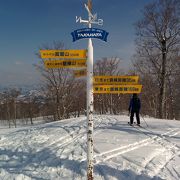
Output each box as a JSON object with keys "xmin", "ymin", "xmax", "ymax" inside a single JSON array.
[
  {"xmin": 44, "ymin": 60, "xmax": 86, "ymax": 68},
  {"xmin": 93, "ymin": 76, "xmax": 139, "ymax": 84},
  {"xmin": 40, "ymin": 49, "xmax": 87, "ymax": 59},
  {"xmin": 93, "ymin": 85, "xmax": 142, "ymax": 94},
  {"xmin": 74, "ymin": 69, "xmax": 87, "ymax": 77}
]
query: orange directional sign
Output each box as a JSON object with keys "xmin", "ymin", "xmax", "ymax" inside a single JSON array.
[
  {"xmin": 93, "ymin": 76, "xmax": 139, "ymax": 84},
  {"xmin": 40, "ymin": 49, "xmax": 87, "ymax": 59},
  {"xmin": 44, "ymin": 59, "xmax": 86, "ymax": 68},
  {"xmin": 93, "ymin": 85, "xmax": 142, "ymax": 94},
  {"xmin": 74, "ymin": 69, "xmax": 87, "ymax": 77}
]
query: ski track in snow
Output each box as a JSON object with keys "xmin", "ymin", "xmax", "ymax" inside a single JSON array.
[
  {"xmin": 0, "ymin": 115, "xmax": 180, "ymax": 180},
  {"xmin": 93, "ymin": 116, "xmax": 180, "ymax": 180}
]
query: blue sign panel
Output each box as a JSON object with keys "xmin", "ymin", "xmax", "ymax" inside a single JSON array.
[{"xmin": 71, "ymin": 28, "xmax": 109, "ymax": 42}]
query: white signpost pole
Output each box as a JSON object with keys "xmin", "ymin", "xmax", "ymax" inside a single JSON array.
[
  {"xmin": 75, "ymin": 1, "xmax": 103, "ymax": 179},
  {"xmin": 87, "ymin": 20, "xmax": 94, "ymax": 180}
]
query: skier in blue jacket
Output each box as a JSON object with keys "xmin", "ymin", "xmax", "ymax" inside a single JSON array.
[{"xmin": 128, "ymin": 93, "xmax": 141, "ymax": 125}]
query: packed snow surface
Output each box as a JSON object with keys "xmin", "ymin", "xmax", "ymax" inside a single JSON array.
[{"xmin": 0, "ymin": 115, "xmax": 180, "ymax": 180}]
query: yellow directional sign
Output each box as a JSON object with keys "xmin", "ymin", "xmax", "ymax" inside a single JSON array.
[
  {"xmin": 40, "ymin": 49, "xmax": 87, "ymax": 59},
  {"xmin": 74, "ymin": 69, "xmax": 87, "ymax": 77},
  {"xmin": 93, "ymin": 76, "xmax": 139, "ymax": 84},
  {"xmin": 93, "ymin": 85, "xmax": 142, "ymax": 94},
  {"xmin": 44, "ymin": 59, "xmax": 86, "ymax": 68}
]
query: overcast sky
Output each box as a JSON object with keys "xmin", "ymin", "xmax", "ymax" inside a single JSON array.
[{"xmin": 0, "ymin": 0, "xmax": 153, "ymax": 86}]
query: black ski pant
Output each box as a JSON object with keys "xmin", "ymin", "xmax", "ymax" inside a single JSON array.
[{"xmin": 130, "ymin": 110, "xmax": 140, "ymax": 124}]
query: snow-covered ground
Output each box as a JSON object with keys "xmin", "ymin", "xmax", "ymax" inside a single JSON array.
[{"xmin": 0, "ymin": 115, "xmax": 180, "ymax": 180}]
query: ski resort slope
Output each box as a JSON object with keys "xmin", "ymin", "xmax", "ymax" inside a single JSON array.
[{"xmin": 0, "ymin": 115, "xmax": 180, "ymax": 180}]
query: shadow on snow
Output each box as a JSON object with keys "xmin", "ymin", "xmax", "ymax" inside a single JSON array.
[{"xmin": 0, "ymin": 146, "xmax": 164, "ymax": 180}]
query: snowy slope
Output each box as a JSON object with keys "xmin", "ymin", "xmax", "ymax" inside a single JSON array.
[{"xmin": 0, "ymin": 115, "xmax": 180, "ymax": 180}]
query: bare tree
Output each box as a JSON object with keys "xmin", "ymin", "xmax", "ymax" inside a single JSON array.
[
  {"xmin": 94, "ymin": 57, "xmax": 127, "ymax": 114},
  {"xmin": 35, "ymin": 42, "xmax": 83, "ymax": 120},
  {"xmin": 0, "ymin": 88, "xmax": 20, "ymax": 127},
  {"xmin": 134, "ymin": 0, "xmax": 180, "ymax": 119}
]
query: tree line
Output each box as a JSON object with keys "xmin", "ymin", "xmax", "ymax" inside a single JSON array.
[{"xmin": 0, "ymin": 88, "xmax": 40, "ymax": 127}]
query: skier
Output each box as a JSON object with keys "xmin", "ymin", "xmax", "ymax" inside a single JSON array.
[{"xmin": 128, "ymin": 93, "xmax": 141, "ymax": 126}]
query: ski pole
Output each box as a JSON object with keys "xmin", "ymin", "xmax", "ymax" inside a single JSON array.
[{"xmin": 140, "ymin": 114, "xmax": 148, "ymax": 127}]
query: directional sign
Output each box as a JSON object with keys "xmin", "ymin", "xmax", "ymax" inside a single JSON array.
[
  {"xmin": 74, "ymin": 69, "xmax": 87, "ymax": 77},
  {"xmin": 71, "ymin": 28, "xmax": 109, "ymax": 42},
  {"xmin": 93, "ymin": 76, "xmax": 139, "ymax": 84},
  {"xmin": 44, "ymin": 59, "xmax": 86, "ymax": 68},
  {"xmin": 93, "ymin": 85, "xmax": 142, "ymax": 94},
  {"xmin": 40, "ymin": 49, "xmax": 87, "ymax": 59}
]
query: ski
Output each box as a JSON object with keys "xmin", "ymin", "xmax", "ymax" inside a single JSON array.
[{"xmin": 128, "ymin": 122, "xmax": 142, "ymax": 127}]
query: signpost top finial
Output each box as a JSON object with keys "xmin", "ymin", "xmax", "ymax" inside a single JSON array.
[
  {"xmin": 75, "ymin": 0, "xmax": 103, "ymax": 27},
  {"xmin": 87, "ymin": 0, "xmax": 92, "ymax": 13}
]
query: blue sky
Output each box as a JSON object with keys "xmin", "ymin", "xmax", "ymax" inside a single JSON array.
[{"xmin": 0, "ymin": 0, "xmax": 153, "ymax": 86}]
